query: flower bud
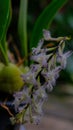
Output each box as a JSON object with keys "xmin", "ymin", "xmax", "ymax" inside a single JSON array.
[{"xmin": 0, "ymin": 63, "xmax": 24, "ymax": 94}]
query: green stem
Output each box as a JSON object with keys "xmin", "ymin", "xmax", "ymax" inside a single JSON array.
[
  {"xmin": 18, "ymin": 0, "xmax": 28, "ymax": 65},
  {"xmin": 0, "ymin": 43, "xmax": 9, "ymax": 65}
]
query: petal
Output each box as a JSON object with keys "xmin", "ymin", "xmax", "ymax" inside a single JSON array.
[{"xmin": 43, "ymin": 29, "xmax": 51, "ymax": 40}]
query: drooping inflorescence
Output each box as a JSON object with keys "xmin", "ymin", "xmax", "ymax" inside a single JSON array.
[{"xmin": 11, "ymin": 29, "xmax": 72, "ymax": 125}]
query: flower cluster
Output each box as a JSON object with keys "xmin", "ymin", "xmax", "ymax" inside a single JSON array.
[{"xmin": 11, "ymin": 29, "xmax": 72, "ymax": 125}]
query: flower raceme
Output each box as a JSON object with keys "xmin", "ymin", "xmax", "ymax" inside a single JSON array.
[{"xmin": 12, "ymin": 29, "xmax": 72, "ymax": 125}]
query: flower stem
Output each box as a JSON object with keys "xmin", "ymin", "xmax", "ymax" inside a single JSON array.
[
  {"xmin": 18, "ymin": 0, "xmax": 28, "ymax": 65},
  {"xmin": 0, "ymin": 43, "xmax": 9, "ymax": 65}
]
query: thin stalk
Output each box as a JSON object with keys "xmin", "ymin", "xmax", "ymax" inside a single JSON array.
[
  {"xmin": 0, "ymin": 43, "xmax": 9, "ymax": 65},
  {"xmin": 18, "ymin": 0, "xmax": 28, "ymax": 65}
]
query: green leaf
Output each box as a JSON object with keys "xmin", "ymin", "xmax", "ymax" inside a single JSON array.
[
  {"xmin": 18, "ymin": 0, "xmax": 28, "ymax": 65},
  {"xmin": 30, "ymin": 0, "xmax": 68, "ymax": 49},
  {"xmin": 0, "ymin": 0, "xmax": 11, "ymax": 65},
  {"xmin": 0, "ymin": 0, "xmax": 10, "ymax": 42}
]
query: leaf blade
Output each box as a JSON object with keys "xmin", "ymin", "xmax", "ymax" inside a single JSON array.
[
  {"xmin": 30, "ymin": 0, "xmax": 68, "ymax": 49},
  {"xmin": 0, "ymin": 0, "xmax": 10, "ymax": 42}
]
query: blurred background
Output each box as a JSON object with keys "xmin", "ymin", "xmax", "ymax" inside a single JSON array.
[{"xmin": 2, "ymin": 0, "xmax": 73, "ymax": 130}]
